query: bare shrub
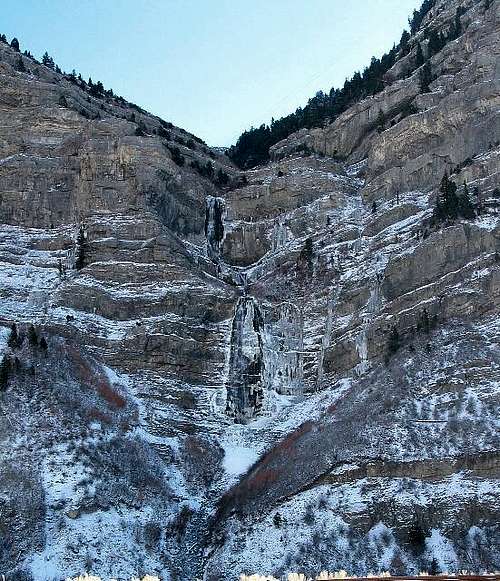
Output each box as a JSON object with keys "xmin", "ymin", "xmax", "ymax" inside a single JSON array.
[
  {"xmin": 178, "ymin": 390, "xmax": 197, "ymax": 409},
  {"xmin": 167, "ymin": 504, "xmax": 193, "ymax": 540},
  {"xmin": 303, "ymin": 503, "xmax": 315, "ymax": 526}
]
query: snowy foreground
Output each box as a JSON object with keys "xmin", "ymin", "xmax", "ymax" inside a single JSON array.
[
  {"xmin": 64, "ymin": 574, "xmax": 500, "ymax": 581},
  {"xmin": 66, "ymin": 576, "xmax": 159, "ymax": 581}
]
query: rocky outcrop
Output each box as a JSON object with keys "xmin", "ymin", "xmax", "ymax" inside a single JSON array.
[
  {"xmin": 383, "ymin": 222, "xmax": 500, "ymax": 300},
  {"xmin": 269, "ymin": 66, "xmax": 421, "ymax": 164}
]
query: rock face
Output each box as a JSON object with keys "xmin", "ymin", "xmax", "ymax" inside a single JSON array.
[{"xmin": 0, "ymin": 1, "xmax": 499, "ymax": 580}]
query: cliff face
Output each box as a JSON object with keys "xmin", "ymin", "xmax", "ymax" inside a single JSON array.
[
  {"xmin": 0, "ymin": 1, "xmax": 499, "ymax": 580},
  {"xmin": 271, "ymin": 0, "xmax": 500, "ymax": 203},
  {"xmin": 0, "ymin": 39, "xmax": 238, "ymax": 580}
]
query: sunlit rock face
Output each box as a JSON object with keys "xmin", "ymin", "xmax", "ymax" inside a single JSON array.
[
  {"xmin": 0, "ymin": 1, "xmax": 499, "ymax": 579},
  {"xmin": 271, "ymin": 0, "xmax": 500, "ymax": 202}
]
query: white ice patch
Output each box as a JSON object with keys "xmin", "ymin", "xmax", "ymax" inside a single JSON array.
[
  {"xmin": 424, "ymin": 529, "xmax": 459, "ymax": 572},
  {"xmin": 222, "ymin": 443, "xmax": 258, "ymax": 476}
]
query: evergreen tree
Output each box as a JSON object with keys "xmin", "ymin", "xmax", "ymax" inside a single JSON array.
[
  {"xmin": 7, "ymin": 323, "xmax": 20, "ymax": 349},
  {"xmin": 449, "ymin": 7, "xmax": 464, "ymax": 40},
  {"xmin": 15, "ymin": 57, "xmax": 26, "ymax": 73},
  {"xmin": 458, "ymin": 181, "xmax": 475, "ymax": 219},
  {"xmin": 10, "ymin": 37, "xmax": 20, "ymax": 52},
  {"xmin": 58, "ymin": 95, "xmax": 68, "ymax": 107},
  {"xmin": 204, "ymin": 161, "xmax": 214, "ymax": 179},
  {"xmin": 300, "ymin": 238, "xmax": 314, "ymax": 272},
  {"xmin": 75, "ymin": 225, "xmax": 86, "ymax": 270},
  {"xmin": 399, "ymin": 30, "xmax": 411, "ymax": 55},
  {"xmin": 28, "ymin": 324, "xmax": 38, "ymax": 347},
  {"xmin": 0, "ymin": 34, "xmax": 7, "ymax": 44},
  {"xmin": 471, "ymin": 185, "xmax": 481, "ymax": 215},
  {"xmin": 0, "ymin": 355, "xmax": 11, "ymax": 391},
  {"xmin": 419, "ymin": 61, "xmax": 432, "ymax": 93},
  {"xmin": 415, "ymin": 43, "xmax": 425, "ymax": 68},
  {"xmin": 42, "ymin": 51, "xmax": 55, "ymax": 69},
  {"xmin": 376, "ymin": 110, "xmax": 385, "ymax": 133},
  {"xmin": 89, "ymin": 80, "xmax": 104, "ymax": 97},
  {"xmin": 434, "ymin": 173, "xmax": 475, "ymax": 223},
  {"xmin": 434, "ymin": 172, "xmax": 457, "ymax": 221},
  {"xmin": 168, "ymin": 146, "xmax": 185, "ymax": 167},
  {"xmin": 216, "ymin": 168, "xmax": 229, "ymax": 187},
  {"xmin": 427, "ymin": 29, "xmax": 444, "ymax": 55},
  {"xmin": 135, "ymin": 121, "xmax": 147, "ymax": 136},
  {"xmin": 408, "ymin": 0, "xmax": 436, "ymax": 35},
  {"xmin": 387, "ymin": 325, "xmax": 401, "ymax": 360},
  {"xmin": 39, "ymin": 337, "xmax": 48, "ymax": 351},
  {"xmin": 427, "ymin": 30, "xmax": 440, "ymax": 57},
  {"xmin": 418, "ymin": 308, "xmax": 430, "ymax": 334}
]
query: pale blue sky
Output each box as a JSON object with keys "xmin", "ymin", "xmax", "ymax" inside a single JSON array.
[{"xmin": 3, "ymin": 1, "xmax": 421, "ymax": 145}]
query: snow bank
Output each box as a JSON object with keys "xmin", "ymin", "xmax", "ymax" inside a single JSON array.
[{"xmin": 223, "ymin": 443, "xmax": 259, "ymax": 476}]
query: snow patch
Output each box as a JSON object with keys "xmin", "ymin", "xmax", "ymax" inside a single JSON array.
[{"xmin": 222, "ymin": 444, "xmax": 259, "ymax": 476}]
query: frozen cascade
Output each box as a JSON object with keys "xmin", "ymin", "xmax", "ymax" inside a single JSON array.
[
  {"xmin": 317, "ymin": 288, "xmax": 340, "ymax": 388},
  {"xmin": 225, "ymin": 297, "xmax": 305, "ymax": 422},
  {"xmin": 225, "ymin": 296, "xmax": 265, "ymax": 423},
  {"xmin": 205, "ymin": 195, "xmax": 225, "ymax": 258},
  {"xmin": 355, "ymin": 328, "xmax": 369, "ymax": 376},
  {"xmin": 263, "ymin": 302, "xmax": 304, "ymax": 396},
  {"xmin": 221, "ymin": 204, "xmax": 304, "ymax": 421},
  {"xmin": 270, "ymin": 220, "xmax": 290, "ymax": 252},
  {"xmin": 355, "ymin": 280, "xmax": 382, "ymax": 376}
]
